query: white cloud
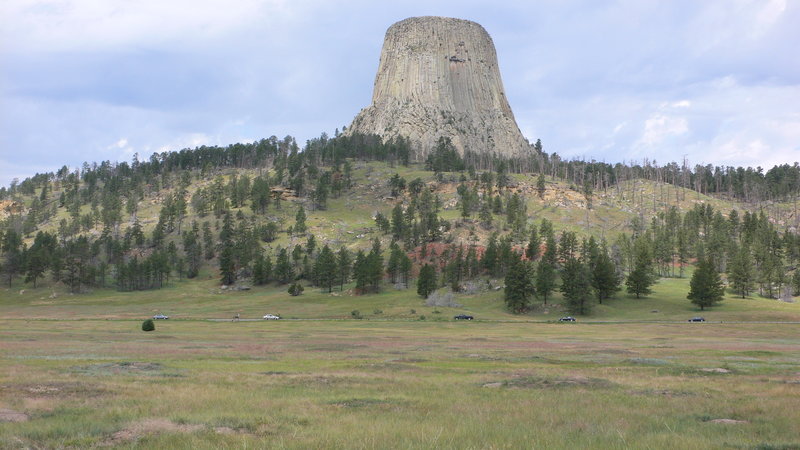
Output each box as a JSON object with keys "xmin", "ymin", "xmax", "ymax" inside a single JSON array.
[
  {"xmin": 638, "ymin": 114, "xmax": 689, "ymax": 147},
  {"xmin": 0, "ymin": 0, "xmax": 292, "ymax": 53},
  {"xmin": 671, "ymin": 100, "xmax": 691, "ymax": 109}
]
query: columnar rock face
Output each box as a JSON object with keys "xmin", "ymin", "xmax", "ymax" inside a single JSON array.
[{"xmin": 347, "ymin": 16, "xmax": 529, "ymax": 159}]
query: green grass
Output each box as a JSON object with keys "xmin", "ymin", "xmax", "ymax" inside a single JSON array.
[
  {"xmin": 4, "ymin": 269, "xmax": 799, "ymax": 323},
  {"xmin": 1, "ymin": 318, "xmax": 799, "ymax": 448}
]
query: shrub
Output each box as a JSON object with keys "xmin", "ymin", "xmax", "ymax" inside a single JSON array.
[
  {"xmin": 142, "ymin": 319, "xmax": 155, "ymax": 332},
  {"xmin": 288, "ymin": 283, "xmax": 304, "ymax": 296},
  {"xmin": 351, "ymin": 310, "xmax": 363, "ymax": 319},
  {"xmin": 373, "ymin": 309, "xmax": 383, "ymax": 315}
]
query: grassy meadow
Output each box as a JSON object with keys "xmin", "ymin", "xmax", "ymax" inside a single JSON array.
[{"xmin": 2, "ymin": 277, "xmax": 800, "ymax": 449}]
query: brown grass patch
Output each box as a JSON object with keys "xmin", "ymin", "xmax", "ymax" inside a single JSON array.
[
  {"xmin": 0, "ymin": 408, "xmax": 29, "ymax": 422},
  {"xmin": 102, "ymin": 418, "xmax": 204, "ymax": 446},
  {"xmin": 1, "ymin": 382, "xmax": 105, "ymax": 398},
  {"xmin": 494, "ymin": 374, "xmax": 615, "ymax": 389}
]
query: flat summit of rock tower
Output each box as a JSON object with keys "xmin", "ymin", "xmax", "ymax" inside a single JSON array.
[{"xmin": 347, "ymin": 16, "xmax": 530, "ymax": 159}]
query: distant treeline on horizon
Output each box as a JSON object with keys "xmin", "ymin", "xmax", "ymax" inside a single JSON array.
[{"xmin": 3, "ymin": 131, "xmax": 799, "ymax": 203}]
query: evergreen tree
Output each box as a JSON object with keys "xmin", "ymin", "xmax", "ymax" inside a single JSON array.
[
  {"xmin": 399, "ymin": 252, "xmax": 412, "ymax": 288},
  {"xmin": 386, "ymin": 244, "xmax": 403, "ymax": 284},
  {"xmin": 252, "ymin": 253, "xmax": 271, "ymax": 285},
  {"xmin": 591, "ymin": 245, "xmax": 621, "ymax": 303},
  {"xmin": 536, "ymin": 174, "xmax": 546, "ymax": 199},
  {"xmin": 2, "ymin": 230, "xmax": 23, "ymax": 287},
  {"xmin": 202, "ymin": 222, "xmax": 215, "ymax": 259},
  {"xmin": 314, "ymin": 245, "xmax": 337, "ymax": 292},
  {"xmin": 504, "ymin": 257, "xmax": 532, "ymax": 313},
  {"xmin": 626, "ymin": 238, "xmax": 656, "ymax": 298},
  {"xmin": 417, "ymin": 264, "xmax": 437, "ymax": 299},
  {"xmin": 525, "ymin": 226, "xmax": 540, "ymax": 261},
  {"xmin": 337, "ymin": 247, "xmax": 351, "ymax": 291},
  {"xmin": 353, "ymin": 250, "xmax": 369, "ymax": 293},
  {"xmin": 25, "ymin": 231, "xmax": 55, "ymax": 288},
  {"xmin": 728, "ymin": 245, "xmax": 755, "ymax": 298},
  {"xmin": 182, "ymin": 221, "xmax": 202, "ymax": 279},
  {"xmin": 391, "ymin": 204, "xmax": 407, "ymax": 240},
  {"xmin": 218, "ymin": 213, "xmax": 236, "ymax": 285},
  {"xmin": 535, "ymin": 236, "xmax": 558, "ymax": 304},
  {"xmin": 366, "ymin": 238, "xmax": 384, "ymax": 292},
  {"xmin": 294, "ymin": 206, "xmax": 307, "ymax": 235},
  {"xmin": 273, "ymin": 247, "xmax": 294, "ymax": 284},
  {"xmin": 561, "ymin": 258, "xmax": 592, "ymax": 315},
  {"xmin": 688, "ymin": 258, "xmax": 725, "ymax": 310},
  {"xmin": 481, "ymin": 232, "xmax": 500, "ymax": 276}
]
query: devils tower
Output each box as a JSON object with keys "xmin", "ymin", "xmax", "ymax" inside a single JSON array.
[{"xmin": 347, "ymin": 16, "xmax": 530, "ymax": 159}]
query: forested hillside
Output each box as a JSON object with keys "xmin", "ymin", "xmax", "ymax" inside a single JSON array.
[{"xmin": 2, "ymin": 132, "xmax": 799, "ymax": 313}]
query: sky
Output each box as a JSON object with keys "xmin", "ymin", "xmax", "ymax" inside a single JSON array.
[{"xmin": 1, "ymin": 0, "xmax": 799, "ymax": 187}]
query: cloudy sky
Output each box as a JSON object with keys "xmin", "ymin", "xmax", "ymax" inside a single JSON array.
[{"xmin": 1, "ymin": 0, "xmax": 798, "ymax": 186}]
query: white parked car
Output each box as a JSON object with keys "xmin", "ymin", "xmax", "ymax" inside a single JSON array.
[{"xmin": 263, "ymin": 314, "xmax": 281, "ymax": 320}]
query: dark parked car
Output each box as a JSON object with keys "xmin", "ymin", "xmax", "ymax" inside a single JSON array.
[
  {"xmin": 153, "ymin": 314, "xmax": 169, "ymax": 320},
  {"xmin": 559, "ymin": 316, "xmax": 576, "ymax": 322},
  {"xmin": 454, "ymin": 314, "xmax": 474, "ymax": 320},
  {"xmin": 688, "ymin": 317, "xmax": 706, "ymax": 322}
]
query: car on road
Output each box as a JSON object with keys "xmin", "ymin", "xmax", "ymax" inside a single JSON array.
[
  {"xmin": 559, "ymin": 316, "xmax": 576, "ymax": 322},
  {"xmin": 263, "ymin": 314, "xmax": 281, "ymax": 320},
  {"xmin": 153, "ymin": 314, "xmax": 169, "ymax": 320},
  {"xmin": 688, "ymin": 316, "xmax": 706, "ymax": 322},
  {"xmin": 454, "ymin": 314, "xmax": 474, "ymax": 320}
]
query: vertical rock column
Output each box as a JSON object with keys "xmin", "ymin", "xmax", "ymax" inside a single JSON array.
[{"xmin": 347, "ymin": 16, "xmax": 529, "ymax": 159}]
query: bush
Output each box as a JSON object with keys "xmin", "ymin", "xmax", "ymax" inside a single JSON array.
[
  {"xmin": 288, "ymin": 283, "xmax": 304, "ymax": 296},
  {"xmin": 351, "ymin": 310, "xmax": 363, "ymax": 319},
  {"xmin": 142, "ymin": 319, "xmax": 155, "ymax": 332},
  {"xmin": 373, "ymin": 309, "xmax": 383, "ymax": 315}
]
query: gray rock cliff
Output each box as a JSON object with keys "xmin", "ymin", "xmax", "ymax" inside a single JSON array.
[{"xmin": 347, "ymin": 16, "xmax": 529, "ymax": 159}]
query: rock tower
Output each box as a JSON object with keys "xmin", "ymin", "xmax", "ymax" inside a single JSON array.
[{"xmin": 347, "ymin": 16, "xmax": 529, "ymax": 159}]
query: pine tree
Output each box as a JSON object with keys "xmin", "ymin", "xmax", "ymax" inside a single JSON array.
[
  {"xmin": 253, "ymin": 253, "xmax": 271, "ymax": 285},
  {"xmin": 481, "ymin": 232, "xmax": 500, "ymax": 276},
  {"xmin": 417, "ymin": 264, "xmax": 437, "ymax": 298},
  {"xmin": 391, "ymin": 204, "xmax": 406, "ymax": 240},
  {"xmin": 314, "ymin": 245, "xmax": 337, "ymax": 292},
  {"xmin": 504, "ymin": 257, "xmax": 532, "ymax": 313},
  {"xmin": 535, "ymin": 236, "xmax": 558, "ymax": 304},
  {"xmin": 626, "ymin": 237, "xmax": 655, "ymax": 298},
  {"xmin": 591, "ymin": 246, "xmax": 621, "ymax": 303},
  {"xmin": 399, "ymin": 252, "xmax": 412, "ymax": 288},
  {"xmin": 273, "ymin": 247, "xmax": 293, "ymax": 284},
  {"xmin": 525, "ymin": 226, "xmax": 540, "ymax": 261},
  {"xmin": 728, "ymin": 245, "xmax": 755, "ymax": 298},
  {"xmin": 561, "ymin": 259, "xmax": 592, "ymax": 315},
  {"xmin": 536, "ymin": 173, "xmax": 546, "ymax": 200},
  {"xmin": 2, "ymin": 229, "xmax": 23, "ymax": 287},
  {"xmin": 183, "ymin": 221, "xmax": 202, "ymax": 279},
  {"xmin": 218, "ymin": 213, "xmax": 236, "ymax": 285},
  {"xmin": 294, "ymin": 206, "xmax": 307, "ymax": 235},
  {"xmin": 337, "ymin": 247, "xmax": 351, "ymax": 291},
  {"xmin": 688, "ymin": 258, "xmax": 725, "ymax": 310},
  {"xmin": 366, "ymin": 238, "xmax": 384, "ymax": 292}
]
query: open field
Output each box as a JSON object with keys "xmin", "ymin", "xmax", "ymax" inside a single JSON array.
[
  {"xmin": 1, "ymin": 316, "xmax": 799, "ymax": 448},
  {"xmin": 3, "ymin": 272, "xmax": 800, "ymax": 323},
  {"xmin": 3, "ymin": 262, "xmax": 800, "ymax": 448}
]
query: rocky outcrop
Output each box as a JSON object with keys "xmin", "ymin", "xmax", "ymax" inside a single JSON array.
[{"xmin": 347, "ymin": 16, "xmax": 529, "ymax": 160}]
